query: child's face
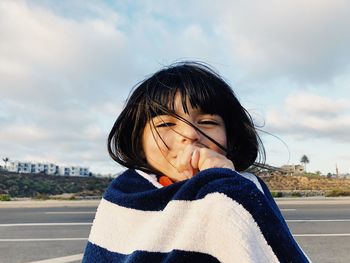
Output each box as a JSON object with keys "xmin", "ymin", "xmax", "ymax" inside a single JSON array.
[{"xmin": 142, "ymin": 93, "xmax": 231, "ymax": 182}]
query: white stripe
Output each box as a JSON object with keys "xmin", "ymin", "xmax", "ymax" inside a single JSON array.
[
  {"xmin": 136, "ymin": 170, "xmax": 163, "ymax": 188},
  {"xmin": 294, "ymin": 233, "xmax": 350, "ymax": 237},
  {"xmin": 89, "ymin": 196, "xmax": 279, "ymax": 263},
  {"xmin": 0, "ymin": 223, "xmax": 91, "ymax": 227},
  {"xmin": 287, "ymin": 219, "xmax": 350, "ymax": 222},
  {"xmin": 44, "ymin": 212, "xmax": 95, "ymax": 214},
  {"xmin": 0, "ymin": 238, "xmax": 87, "ymax": 242},
  {"xmin": 26, "ymin": 253, "xmax": 83, "ymax": 263}
]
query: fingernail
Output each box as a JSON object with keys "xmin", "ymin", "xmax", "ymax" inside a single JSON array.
[{"xmin": 191, "ymin": 149, "xmax": 197, "ymax": 158}]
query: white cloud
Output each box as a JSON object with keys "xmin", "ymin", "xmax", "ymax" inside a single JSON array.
[
  {"xmin": 0, "ymin": 1, "xmax": 129, "ymax": 174},
  {"xmin": 266, "ymin": 92, "xmax": 350, "ymax": 142},
  {"xmin": 213, "ymin": 0, "xmax": 350, "ymax": 83},
  {"xmin": 285, "ymin": 93, "xmax": 348, "ymax": 116},
  {"xmin": 1, "ymin": 0, "xmax": 350, "ymax": 174},
  {"xmin": 0, "ymin": 0, "xmax": 129, "ymax": 103}
]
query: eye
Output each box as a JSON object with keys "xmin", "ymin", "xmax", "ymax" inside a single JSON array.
[
  {"xmin": 155, "ymin": 122, "xmax": 175, "ymax": 128},
  {"xmin": 198, "ymin": 120, "xmax": 219, "ymax": 125}
]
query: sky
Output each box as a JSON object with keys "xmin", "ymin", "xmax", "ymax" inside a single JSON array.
[{"xmin": 1, "ymin": 0, "xmax": 350, "ymax": 176}]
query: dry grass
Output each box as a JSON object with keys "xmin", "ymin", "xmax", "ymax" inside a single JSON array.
[
  {"xmin": 261, "ymin": 174, "xmax": 350, "ymax": 197},
  {"xmin": 262, "ymin": 174, "xmax": 350, "ymax": 191}
]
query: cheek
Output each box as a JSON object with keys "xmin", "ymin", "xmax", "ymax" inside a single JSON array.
[
  {"xmin": 150, "ymin": 128, "xmax": 174, "ymax": 150},
  {"xmin": 142, "ymin": 127, "xmax": 170, "ymax": 158},
  {"xmin": 216, "ymin": 129, "xmax": 227, "ymax": 147},
  {"xmin": 211, "ymin": 129, "xmax": 227, "ymax": 154},
  {"xmin": 222, "ymin": 132, "xmax": 228, "ymax": 148}
]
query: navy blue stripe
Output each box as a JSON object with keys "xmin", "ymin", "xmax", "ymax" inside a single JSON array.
[
  {"xmin": 257, "ymin": 176, "xmax": 289, "ymax": 224},
  {"xmin": 103, "ymin": 169, "xmax": 184, "ymax": 211},
  {"xmin": 104, "ymin": 169, "xmax": 242, "ymax": 211},
  {"xmin": 257, "ymin": 176, "xmax": 308, "ymax": 262},
  {"xmin": 83, "ymin": 242, "xmax": 220, "ymax": 263}
]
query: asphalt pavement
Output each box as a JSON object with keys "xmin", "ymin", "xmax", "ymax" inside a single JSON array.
[{"xmin": 0, "ymin": 198, "xmax": 349, "ymax": 263}]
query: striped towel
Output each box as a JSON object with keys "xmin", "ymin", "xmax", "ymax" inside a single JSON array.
[{"xmin": 83, "ymin": 168, "xmax": 310, "ymax": 262}]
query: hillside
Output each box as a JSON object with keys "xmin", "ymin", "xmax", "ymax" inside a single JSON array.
[
  {"xmin": 0, "ymin": 171, "xmax": 112, "ymax": 199},
  {"xmin": 1, "ymin": 171, "xmax": 350, "ymax": 199},
  {"xmin": 261, "ymin": 174, "xmax": 350, "ymax": 197}
]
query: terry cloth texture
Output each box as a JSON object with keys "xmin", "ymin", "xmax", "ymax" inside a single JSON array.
[{"xmin": 83, "ymin": 168, "xmax": 310, "ymax": 263}]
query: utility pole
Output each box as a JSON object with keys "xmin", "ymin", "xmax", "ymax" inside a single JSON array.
[{"xmin": 335, "ymin": 164, "xmax": 339, "ymax": 178}]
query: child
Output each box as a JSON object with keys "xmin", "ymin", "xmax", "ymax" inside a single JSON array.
[{"xmin": 83, "ymin": 62, "xmax": 310, "ymax": 262}]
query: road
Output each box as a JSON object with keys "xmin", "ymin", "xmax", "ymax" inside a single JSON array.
[
  {"xmin": 0, "ymin": 198, "xmax": 349, "ymax": 263},
  {"xmin": 278, "ymin": 198, "xmax": 350, "ymax": 263}
]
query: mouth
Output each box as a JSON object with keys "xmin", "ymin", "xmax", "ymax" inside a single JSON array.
[
  {"xmin": 171, "ymin": 143, "xmax": 209, "ymax": 159},
  {"xmin": 193, "ymin": 142, "xmax": 209, "ymax": 149}
]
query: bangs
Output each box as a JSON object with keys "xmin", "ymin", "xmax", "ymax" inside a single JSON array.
[{"xmin": 143, "ymin": 63, "xmax": 229, "ymax": 118}]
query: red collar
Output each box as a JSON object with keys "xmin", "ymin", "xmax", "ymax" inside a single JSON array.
[{"xmin": 158, "ymin": 175, "xmax": 174, "ymax": 186}]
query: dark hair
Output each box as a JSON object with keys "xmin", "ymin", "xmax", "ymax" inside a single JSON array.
[{"xmin": 108, "ymin": 61, "xmax": 265, "ymax": 174}]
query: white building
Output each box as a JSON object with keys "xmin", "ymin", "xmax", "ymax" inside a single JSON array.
[
  {"xmin": 280, "ymin": 164, "xmax": 305, "ymax": 175},
  {"xmin": 7, "ymin": 161, "xmax": 89, "ymax": 177},
  {"xmin": 58, "ymin": 166, "xmax": 89, "ymax": 177}
]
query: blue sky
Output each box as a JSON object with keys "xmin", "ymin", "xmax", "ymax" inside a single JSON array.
[{"xmin": 1, "ymin": 0, "xmax": 350, "ymax": 175}]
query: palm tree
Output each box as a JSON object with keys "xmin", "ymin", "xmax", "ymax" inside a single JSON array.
[
  {"xmin": 300, "ymin": 155, "xmax": 309, "ymax": 172},
  {"xmin": 2, "ymin": 157, "xmax": 9, "ymax": 170}
]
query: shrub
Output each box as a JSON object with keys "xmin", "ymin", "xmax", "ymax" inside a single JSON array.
[
  {"xmin": 32, "ymin": 194, "xmax": 50, "ymax": 200},
  {"xmin": 0, "ymin": 172, "xmax": 112, "ymax": 198},
  {"xmin": 271, "ymin": 191, "xmax": 283, "ymax": 198},
  {"xmin": 325, "ymin": 189, "xmax": 350, "ymax": 197},
  {"xmin": 291, "ymin": 192, "xmax": 302, "ymax": 197},
  {"xmin": 0, "ymin": 194, "xmax": 11, "ymax": 201}
]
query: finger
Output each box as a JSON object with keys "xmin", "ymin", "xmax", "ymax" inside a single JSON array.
[
  {"xmin": 174, "ymin": 145, "xmax": 196, "ymax": 176},
  {"xmin": 197, "ymin": 148, "xmax": 235, "ymax": 171},
  {"xmin": 191, "ymin": 148, "xmax": 200, "ymax": 169},
  {"xmin": 197, "ymin": 148, "xmax": 209, "ymax": 169}
]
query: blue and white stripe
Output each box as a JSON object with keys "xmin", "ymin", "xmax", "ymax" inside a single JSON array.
[{"xmin": 83, "ymin": 168, "xmax": 310, "ymax": 263}]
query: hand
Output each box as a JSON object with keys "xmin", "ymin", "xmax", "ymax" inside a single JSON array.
[{"xmin": 173, "ymin": 145, "xmax": 235, "ymax": 179}]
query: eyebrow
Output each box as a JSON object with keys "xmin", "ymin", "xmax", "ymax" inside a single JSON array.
[{"xmin": 152, "ymin": 115, "xmax": 174, "ymax": 120}]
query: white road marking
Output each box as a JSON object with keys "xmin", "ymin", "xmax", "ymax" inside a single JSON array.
[
  {"xmin": 294, "ymin": 233, "xmax": 350, "ymax": 237},
  {"xmin": 2, "ymin": 233, "xmax": 350, "ymax": 243},
  {"xmin": 26, "ymin": 253, "xmax": 83, "ymax": 263},
  {"xmin": 0, "ymin": 238, "xmax": 87, "ymax": 242},
  {"xmin": 0, "ymin": 222, "xmax": 91, "ymax": 227},
  {"xmin": 287, "ymin": 219, "xmax": 350, "ymax": 222},
  {"xmin": 1, "ymin": 219, "xmax": 349, "ymax": 227},
  {"xmin": 280, "ymin": 209, "xmax": 297, "ymax": 211},
  {"xmin": 44, "ymin": 212, "xmax": 95, "ymax": 214}
]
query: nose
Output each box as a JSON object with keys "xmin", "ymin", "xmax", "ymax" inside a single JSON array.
[{"xmin": 178, "ymin": 123, "xmax": 200, "ymax": 144}]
